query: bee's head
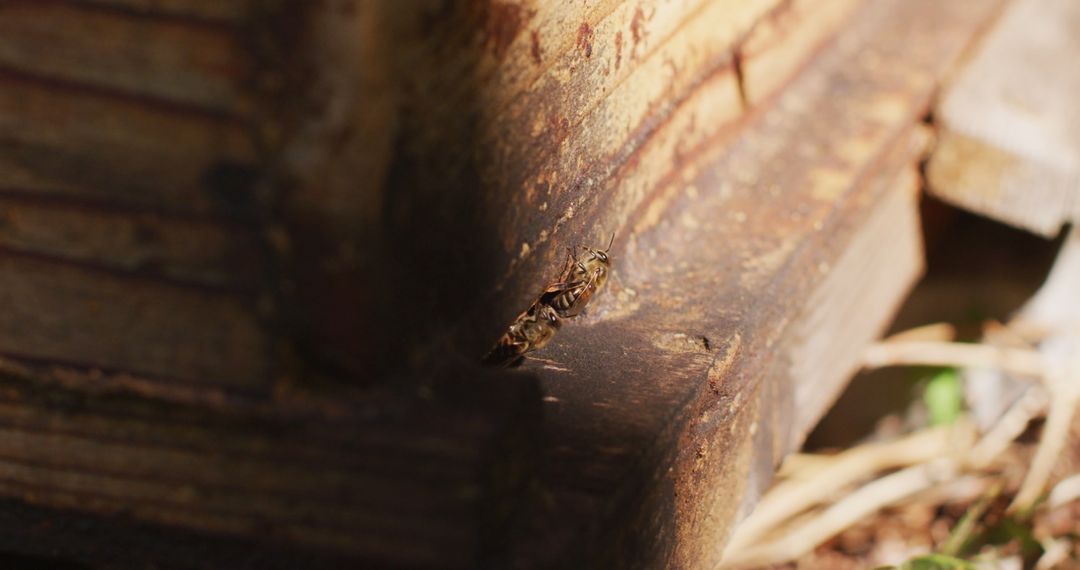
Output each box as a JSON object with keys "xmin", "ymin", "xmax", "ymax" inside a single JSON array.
[{"xmin": 581, "ymin": 244, "xmax": 611, "ymax": 264}]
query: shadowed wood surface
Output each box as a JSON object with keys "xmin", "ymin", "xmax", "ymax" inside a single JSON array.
[
  {"xmin": 0, "ymin": 357, "xmax": 541, "ymax": 569},
  {"xmin": 0, "ymin": 0, "xmax": 1009, "ymax": 567},
  {"xmin": 64, "ymin": 0, "xmax": 251, "ymax": 23}
]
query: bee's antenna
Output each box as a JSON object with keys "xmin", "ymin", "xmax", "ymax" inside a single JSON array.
[{"xmin": 605, "ymin": 232, "xmax": 615, "ymax": 252}]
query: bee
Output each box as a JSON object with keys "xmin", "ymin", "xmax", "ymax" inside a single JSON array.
[
  {"xmin": 483, "ymin": 302, "xmax": 562, "ymax": 366},
  {"xmin": 541, "ymin": 233, "xmax": 614, "ymax": 318}
]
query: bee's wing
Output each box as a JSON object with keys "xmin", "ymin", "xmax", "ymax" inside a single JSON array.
[
  {"xmin": 542, "ymin": 280, "xmax": 580, "ymax": 295},
  {"xmin": 554, "ymin": 247, "xmax": 579, "ymax": 281}
]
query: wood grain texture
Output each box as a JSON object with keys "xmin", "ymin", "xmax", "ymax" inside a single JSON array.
[
  {"xmin": 738, "ymin": 0, "xmax": 862, "ymax": 104},
  {"xmin": 0, "ymin": 1, "xmax": 248, "ymax": 114},
  {"xmin": 0, "ymin": 254, "xmax": 268, "ymax": 389},
  {"xmin": 0, "ymin": 362, "xmax": 541, "ymax": 569},
  {"xmin": 0, "ymin": 0, "xmax": 279, "ymax": 404},
  {"xmin": 345, "ymin": 0, "xmax": 866, "ymax": 372},
  {"xmin": 926, "ymin": 0, "xmax": 1080, "ymax": 236},
  {"xmin": 0, "ymin": 196, "xmax": 265, "ymax": 289},
  {"xmin": 66, "ymin": 0, "xmax": 251, "ymax": 23},
  {"xmin": 0, "ymin": 74, "xmax": 255, "ymax": 215}
]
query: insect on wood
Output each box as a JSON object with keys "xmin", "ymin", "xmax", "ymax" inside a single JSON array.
[
  {"xmin": 483, "ymin": 234, "xmax": 614, "ymax": 366},
  {"xmin": 540, "ymin": 233, "xmax": 614, "ymax": 318},
  {"xmin": 483, "ymin": 301, "xmax": 562, "ymax": 366}
]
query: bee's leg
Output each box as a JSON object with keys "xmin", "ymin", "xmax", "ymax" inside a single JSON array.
[
  {"xmin": 561, "ymin": 271, "xmax": 600, "ymax": 318},
  {"xmin": 483, "ymin": 334, "xmax": 528, "ymax": 366},
  {"xmin": 556, "ymin": 247, "xmax": 577, "ymax": 278}
]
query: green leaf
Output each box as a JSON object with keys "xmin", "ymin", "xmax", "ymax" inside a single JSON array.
[{"xmin": 924, "ymin": 368, "xmax": 963, "ymax": 426}]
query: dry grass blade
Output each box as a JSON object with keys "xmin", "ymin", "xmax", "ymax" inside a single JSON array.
[
  {"xmin": 723, "ymin": 426, "xmax": 958, "ymax": 556},
  {"xmin": 1009, "ymin": 353, "xmax": 1080, "ymax": 512},
  {"xmin": 1035, "ymin": 538, "xmax": 1071, "ymax": 570},
  {"xmin": 776, "ymin": 453, "xmax": 839, "ymax": 480},
  {"xmin": 966, "ymin": 387, "xmax": 1048, "ymax": 469},
  {"xmin": 880, "ymin": 322, "xmax": 958, "ymax": 344},
  {"xmin": 1047, "ymin": 472, "xmax": 1080, "ymax": 508},
  {"xmin": 721, "ymin": 459, "xmax": 959, "ymax": 568},
  {"xmin": 863, "ymin": 341, "xmax": 1044, "ymax": 377}
]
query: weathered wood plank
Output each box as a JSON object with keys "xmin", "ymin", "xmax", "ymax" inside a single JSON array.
[
  {"xmin": 475, "ymin": 0, "xmax": 862, "ymax": 352},
  {"xmin": 785, "ymin": 141, "xmax": 926, "ymax": 445},
  {"xmin": 0, "ymin": 254, "xmax": 268, "ymax": 389},
  {"xmin": 0, "ymin": 196, "xmax": 265, "ymax": 289},
  {"xmin": 0, "ymin": 1, "xmax": 248, "ymax": 114},
  {"xmin": 738, "ymin": 0, "xmax": 861, "ymax": 104},
  {"xmin": 67, "ymin": 0, "xmax": 251, "ymax": 23},
  {"xmin": 926, "ymin": 0, "xmax": 1080, "ymax": 236},
  {"xmin": 0, "ymin": 365, "xmax": 541, "ymax": 569},
  {"xmin": 354, "ymin": 0, "xmax": 869, "ymax": 369},
  {"xmin": 274, "ymin": 0, "xmax": 874, "ymax": 380},
  {"xmin": 0, "ymin": 74, "xmax": 255, "ymax": 215},
  {"xmin": 0, "ymin": 1, "xmax": 547, "ymax": 567},
  {"xmin": 497, "ymin": 0, "xmax": 1004, "ymax": 566}
]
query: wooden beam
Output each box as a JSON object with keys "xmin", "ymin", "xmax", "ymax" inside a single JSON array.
[
  {"xmin": 496, "ymin": 0, "xmax": 1004, "ymax": 566},
  {"xmin": 319, "ymin": 0, "xmax": 866, "ymax": 369},
  {"xmin": 0, "ymin": 361, "xmax": 541, "ymax": 569}
]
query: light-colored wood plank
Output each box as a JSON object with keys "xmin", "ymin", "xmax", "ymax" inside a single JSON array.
[{"xmin": 927, "ymin": 0, "xmax": 1080, "ymax": 236}]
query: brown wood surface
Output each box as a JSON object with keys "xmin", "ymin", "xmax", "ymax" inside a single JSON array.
[
  {"xmin": 65, "ymin": 0, "xmax": 251, "ymax": 23},
  {"xmin": 0, "ymin": 0, "xmax": 1008, "ymax": 567},
  {"xmin": 0, "ymin": 1, "xmax": 247, "ymax": 114},
  {"xmin": 497, "ymin": 0, "xmax": 1003, "ymax": 565},
  {"xmin": 0, "ymin": 355, "xmax": 541, "ymax": 569}
]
